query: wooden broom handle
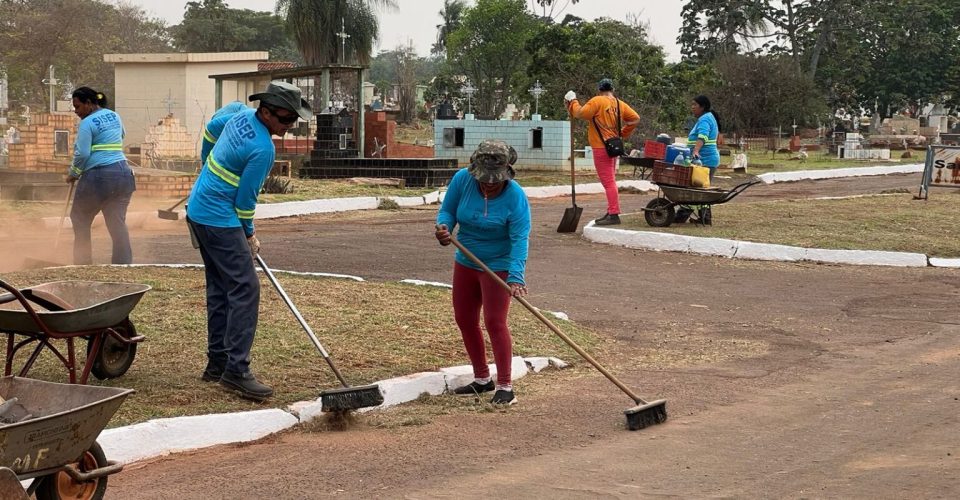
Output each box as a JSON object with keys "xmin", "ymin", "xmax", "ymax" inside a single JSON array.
[{"xmin": 445, "ymin": 231, "xmax": 646, "ymax": 404}]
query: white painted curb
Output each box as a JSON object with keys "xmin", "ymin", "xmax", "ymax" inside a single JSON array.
[
  {"xmin": 583, "ymin": 222, "xmax": 929, "ymax": 267},
  {"xmin": 757, "ymin": 164, "xmax": 923, "ymax": 184},
  {"xmin": 100, "ymin": 354, "xmax": 566, "ymax": 466},
  {"xmin": 929, "ymin": 258, "xmax": 960, "ymax": 268},
  {"xmin": 98, "ymin": 409, "xmax": 298, "ymax": 464}
]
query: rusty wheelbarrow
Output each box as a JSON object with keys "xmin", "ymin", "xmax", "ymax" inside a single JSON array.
[
  {"xmin": 0, "ymin": 376, "xmax": 134, "ymax": 499},
  {"xmin": 0, "ymin": 279, "xmax": 150, "ymax": 384}
]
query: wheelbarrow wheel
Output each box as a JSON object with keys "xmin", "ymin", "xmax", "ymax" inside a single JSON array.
[
  {"xmin": 87, "ymin": 319, "xmax": 137, "ymax": 380},
  {"xmin": 644, "ymin": 198, "xmax": 675, "ymax": 227},
  {"xmin": 36, "ymin": 442, "xmax": 108, "ymax": 500}
]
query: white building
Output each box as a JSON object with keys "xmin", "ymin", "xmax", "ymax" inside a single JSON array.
[{"xmin": 104, "ymin": 52, "xmax": 268, "ymax": 157}]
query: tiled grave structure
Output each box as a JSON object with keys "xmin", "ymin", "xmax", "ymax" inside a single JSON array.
[
  {"xmin": 434, "ymin": 119, "xmax": 571, "ymax": 171},
  {"xmin": 300, "ymin": 108, "xmax": 457, "ymax": 187}
]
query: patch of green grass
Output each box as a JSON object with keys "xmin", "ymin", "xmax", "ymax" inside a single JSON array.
[
  {"xmin": 0, "ymin": 266, "xmax": 601, "ymax": 426},
  {"xmin": 621, "ymin": 193, "xmax": 960, "ymax": 257}
]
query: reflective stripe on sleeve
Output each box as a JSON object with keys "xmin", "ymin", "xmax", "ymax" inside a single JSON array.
[
  {"xmin": 207, "ymin": 157, "xmax": 240, "ymax": 187},
  {"xmin": 236, "ymin": 208, "xmax": 255, "ymax": 219}
]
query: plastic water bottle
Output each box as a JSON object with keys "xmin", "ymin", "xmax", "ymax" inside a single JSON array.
[
  {"xmin": 691, "ymin": 157, "xmax": 703, "ymax": 166},
  {"xmin": 673, "ymin": 154, "xmax": 685, "ymax": 166}
]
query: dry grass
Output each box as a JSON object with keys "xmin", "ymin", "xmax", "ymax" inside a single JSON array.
[
  {"xmin": 745, "ymin": 156, "xmax": 905, "ymax": 174},
  {"xmin": 621, "ymin": 193, "xmax": 960, "ymax": 257},
  {"xmin": 0, "ymin": 266, "xmax": 600, "ymax": 427}
]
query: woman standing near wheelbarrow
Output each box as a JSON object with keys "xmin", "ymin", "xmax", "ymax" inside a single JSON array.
[
  {"xmin": 68, "ymin": 87, "xmax": 136, "ymax": 265},
  {"xmin": 689, "ymin": 95, "xmax": 721, "ymax": 180},
  {"xmin": 435, "ymin": 140, "xmax": 531, "ymax": 406}
]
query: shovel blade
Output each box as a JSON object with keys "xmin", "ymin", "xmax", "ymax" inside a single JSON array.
[{"xmin": 556, "ymin": 205, "xmax": 583, "ymax": 233}]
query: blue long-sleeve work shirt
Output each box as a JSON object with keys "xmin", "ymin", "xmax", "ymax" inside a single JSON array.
[
  {"xmin": 200, "ymin": 101, "xmax": 247, "ymax": 164},
  {"xmin": 186, "ymin": 108, "xmax": 275, "ymax": 237},
  {"xmin": 687, "ymin": 112, "xmax": 720, "ymax": 168},
  {"xmin": 70, "ymin": 108, "xmax": 126, "ymax": 178},
  {"xmin": 436, "ymin": 168, "xmax": 531, "ymax": 285}
]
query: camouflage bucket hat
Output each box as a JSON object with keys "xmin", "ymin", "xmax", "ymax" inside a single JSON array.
[{"xmin": 468, "ymin": 140, "xmax": 518, "ymax": 183}]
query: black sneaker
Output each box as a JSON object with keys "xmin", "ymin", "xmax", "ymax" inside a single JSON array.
[
  {"xmin": 220, "ymin": 371, "xmax": 273, "ymax": 401},
  {"xmin": 490, "ymin": 389, "xmax": 517, "ymax": 405},
  {"xmin": 594, "ymin": 213, "xmax": 621, "ymax": 226},
  {"xmin": 453, "ymin": 380, "xmax": 495, "ymax": 395},
  {"xmin": 201, "ymin": 363, "xmax": 224, "ymax": 382}
]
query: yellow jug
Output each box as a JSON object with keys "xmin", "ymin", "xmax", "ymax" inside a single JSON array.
[{"xmin": 690, "ymin": 165, "xmax": 710, "ymax": 188}]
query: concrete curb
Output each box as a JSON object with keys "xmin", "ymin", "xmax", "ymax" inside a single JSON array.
[
  {"xmin": 98, "ymin": 355, "xmax": 566, "ymax": 465},
  {"xmin": 583, "ymin": 221, "xmax": 930, "ymax": 267},
  {"xmin": 757, "ymin": 163, "xmax": 924, "ymax": 184},
  {"xmin": 928, "ymin": 258, "xmax": 960, "ymax": 268}
]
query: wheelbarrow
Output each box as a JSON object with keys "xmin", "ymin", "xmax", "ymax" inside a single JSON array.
[
  {"xmin": 0, "ymin": 376, "xmax": 134, "ymax": 499},
  {"xmin": 642, "ymin": 179, "xmax": 760, "ymax": 227},
  {"xmin": 0, "ymin": 279, "xmax": 150, "ymax": 384}
]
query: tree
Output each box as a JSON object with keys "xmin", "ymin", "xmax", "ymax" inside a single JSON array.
[
  {"xmin": 0, "ymin": 0, "xmax": 170, "ymax": 111},
  {"xmin": 679, "ymin": 0, "xmax": 769, "ymax": 61},
  {"xmin": 394, "ymin": 42, "xmax": 419, "ymax": 124},
  {"xmin": 525, "ymin": 16, "xmax": 665, "ymax": 126},
  {"xmin": 432, "ymin": 0, "xmax": 466, "ymax": 56},
  {"xmin": 446, "ymin": 0, "xmax": 538, "ymax": 119},
  {"xmin": 276, "ymin": 0, "xmax": 397, "ymax": 66},
  {"xmin": 171, "ymin": 0, "xmax": 301, "ymax": 62},
  {"xmin": 528, "ymin": 0, "xmax": 580, "ymax": 20},
  {"xmin": 702, "ymin": 54, "xmax": 828, "ymax": 132}
]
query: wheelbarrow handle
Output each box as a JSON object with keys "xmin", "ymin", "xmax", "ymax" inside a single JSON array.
[
  {"xmin": 441, "ymin": 227, "xmax": 648, "ymax": 405},
  {"xmin": 719, "ymin": 179, "xmax": 761, "ymax": 203}
]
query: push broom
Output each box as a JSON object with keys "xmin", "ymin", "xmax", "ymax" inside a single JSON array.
[
  {"xmin": 445, "ymin": 231, "xmax": 667, "ymax": 430},
  {"xmin": 255, "ymin": 254, "xmax": 383, "ymax": 412}
]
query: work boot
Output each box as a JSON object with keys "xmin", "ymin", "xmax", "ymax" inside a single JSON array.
[
  {"xmin": 453, "ymin": 380, "xmax": 495, "ymax": 395},
  {"xmin": 201, "ymin": 362, "xmax": 224, "ymax": 382},
  {"xmin": 594, "ymin": 213, "xmax": 621, "ymax": 226},
  {"xmin": 220, "ymin": 371, "xmax": 273, "ymax": 401},
  {"xmin": 490, "ymin": 389, "xmax": 517, "ymax": 406}
]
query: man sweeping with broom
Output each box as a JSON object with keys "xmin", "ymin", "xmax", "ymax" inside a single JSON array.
[{"xmin": 185, "ymin": 82, "xmax": 311, "ymax": 401}]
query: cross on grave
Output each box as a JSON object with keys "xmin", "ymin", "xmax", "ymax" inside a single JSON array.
[
  {"xmin": 162, "ymin": 90, "xmax": 177, "ymax": 116},
  {"xmin": 528, "ymin": 80, "xmax": 545, "ymax": 115},
  {"xmin": 337, "ymin": 18, "xmax": 351, "ymax": 64},
  {"xmin": 41, "ymin": 65, "xmax": 59, "ymax": 114},
  {"xmin": 460, "ymin": 81, "xmax": 477, "ymax": 115}
]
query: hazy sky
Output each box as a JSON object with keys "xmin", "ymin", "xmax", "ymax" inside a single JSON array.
[{"xmin": 129, "ymin": 0, "xmax": 684, "ymax": 61}]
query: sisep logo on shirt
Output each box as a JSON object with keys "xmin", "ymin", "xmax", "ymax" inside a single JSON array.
[
  {"xmin": 91, "ymin": 112, "xmax": 120, "ymax": 132},
  {"xmin": 228, "ymin": 115, "xmax": 257, "ymax": 148}
]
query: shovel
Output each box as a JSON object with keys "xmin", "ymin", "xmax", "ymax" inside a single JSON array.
[
  {"xmin": 557, "ymin": 118, "xmax": 582, "ymax": 233},
  {"xmin": 157, "ymin": 195, "xmax": 188, "ymax": 220}
]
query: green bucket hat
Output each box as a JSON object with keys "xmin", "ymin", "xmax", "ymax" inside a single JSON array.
[
  {"xmin": 249, "ymin": 81, "xmax": 313, "ymax": 120},
  {"xmin": 468, "ymin": 140, "xmax": 518, "ymax": 183}
]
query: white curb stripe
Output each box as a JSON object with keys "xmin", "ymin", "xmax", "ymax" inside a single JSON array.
[
  {"xmin": 583, "ymin": 222, "xmax": 929, "ymax": 267},
  {"xmin": 757, "ymin": 164, "xmax": 924, "ymax": 184}
]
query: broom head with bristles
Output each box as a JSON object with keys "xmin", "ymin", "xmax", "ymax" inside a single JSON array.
[
  {"xmin": 320, "ymin": 384, "xmax": 384, "ymax": 412},
  {"xmin": 157, "ymin": 209, "xmax": 181, "ymax": 220},
  {"xmin": 624, "ymin": 399, "xmax": 667, "ymax": 431}
]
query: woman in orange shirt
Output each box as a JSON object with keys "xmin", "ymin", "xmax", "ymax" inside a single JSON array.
[{"xmin": 565, "ymin": 79, "xmax": 640, "ymax": 225}]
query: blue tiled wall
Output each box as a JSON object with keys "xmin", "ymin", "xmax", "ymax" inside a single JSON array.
[{"xmin": 434, "ymin": 119, "xmax": 571, "ymax": 170}]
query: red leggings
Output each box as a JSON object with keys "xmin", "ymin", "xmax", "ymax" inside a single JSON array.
[
  {"xmin": 593, "ymin": 147, "xmax": 620, "ymax": 215},
  {"xmin": 452, "ymin": 262, "xmax": 513, "ymax": 386}
]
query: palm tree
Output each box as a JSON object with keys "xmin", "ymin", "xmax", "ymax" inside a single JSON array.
[
  {"xmin": 432, "ymin": 0, "xmax": 466, "ymax": 56},
  {"xmin": 276, "ymin": 0, "xmax": 397, "ymax": 65}
]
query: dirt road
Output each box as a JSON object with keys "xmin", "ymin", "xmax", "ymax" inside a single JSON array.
[{"xmin": 9, "ymin": 173, "xmax": 960, "ymax": 498}]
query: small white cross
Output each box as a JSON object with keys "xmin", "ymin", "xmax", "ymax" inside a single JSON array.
[{"xmin": 337, "ymin": 18, "xmax": 351, "ymax": 63}]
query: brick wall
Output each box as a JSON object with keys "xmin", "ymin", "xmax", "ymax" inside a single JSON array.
[
  {"xmin": 365, "ymin": 111, "xmax": 436, "ymax": 159},
  {"xmin": 434, "ymin": 119, "xmax": 570, "ymax": 170},
  {"xmin": 141, "ymin": 115, "xmax": 197, "ymax": 166},
  {"xmin": 7, "ymin": 113, "xmax": 78, "ymax": 171}
]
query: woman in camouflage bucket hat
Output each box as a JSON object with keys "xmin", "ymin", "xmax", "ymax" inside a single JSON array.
[{"xmin": 435, "ymin": 139, "xmax": 531, "ymax": 406}]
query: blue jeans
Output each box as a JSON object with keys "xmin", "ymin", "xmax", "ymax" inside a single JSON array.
[
  {"xmin": 187, "ymin": 217, "xmax": 260, "ymax": 375},
  {"xmin": 70, "ymin": 161, "xmax": 136, "ymax": 265}
]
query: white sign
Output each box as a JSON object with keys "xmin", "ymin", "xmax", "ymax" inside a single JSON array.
[{"xmin": 919, "ymin": 146, "xmax": 960, "ymax": 198}]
